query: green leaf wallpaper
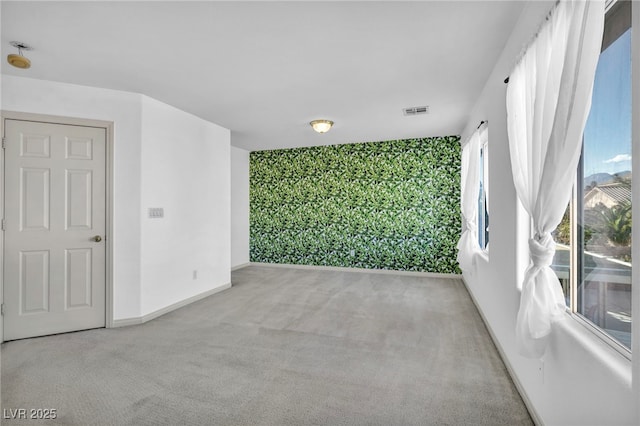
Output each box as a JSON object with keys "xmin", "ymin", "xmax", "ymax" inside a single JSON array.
[{"xmin": 250, "ymin": 137, "xmax": 462, "ymax": 273}]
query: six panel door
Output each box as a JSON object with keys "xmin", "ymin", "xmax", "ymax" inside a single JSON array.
[{"xmin": 3, "ymin": 119, "xmax": 106, "ymax": 340}]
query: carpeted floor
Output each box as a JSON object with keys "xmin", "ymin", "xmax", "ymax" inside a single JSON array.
[{"xmin": 1, "ymin": 265, "xmax": 532, "ymax": 425}]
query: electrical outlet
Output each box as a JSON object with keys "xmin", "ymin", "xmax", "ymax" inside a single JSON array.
[{"xmin": 193, "ymin": 270, "xmax": 198, "ymax": 280}]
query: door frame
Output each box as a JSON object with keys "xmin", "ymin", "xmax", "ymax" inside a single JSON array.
[{"xmin": 0, "ymin": 111, "xmax": 115, "ymax": 343}]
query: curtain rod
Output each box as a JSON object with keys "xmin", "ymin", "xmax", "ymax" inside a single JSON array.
[{"xmin": 503, "ymin": 0, "xmax": 558, "ymax": 87}]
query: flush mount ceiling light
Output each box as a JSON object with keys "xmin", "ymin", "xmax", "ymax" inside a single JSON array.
[
  {"xmin": 310, "ymin": 119, "xmax": 334, "ymax": 133},
  {"xmin": 7, "ymin": 41, "xmax": 33, "ymax": 69}
]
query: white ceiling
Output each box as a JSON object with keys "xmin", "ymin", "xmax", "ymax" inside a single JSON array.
[{"xmin": 1, "ymin": 1, "xmax": 525, "ymax": 151}]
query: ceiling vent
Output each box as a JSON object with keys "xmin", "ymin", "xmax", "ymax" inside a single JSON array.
[{"xmin": 403, "ymin": 106, "xmax": 429, "ymax": 116}]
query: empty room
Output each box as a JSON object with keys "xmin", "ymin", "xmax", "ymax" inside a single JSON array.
[{"xmin": 0, "ymin": 1, "xmax": 638, "ymax": 425}]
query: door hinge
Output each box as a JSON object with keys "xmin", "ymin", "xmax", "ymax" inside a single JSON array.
[
  {"xmin": 1, "ymin": 219, "xmax": 4, "ymax": 231},
  {"xmin": 1, "ymin": 137, "xmax": 5, "ymax": 149},
  {"xmin": 1, "ymin": 304, "xmax": 4, "ymax": 316}
]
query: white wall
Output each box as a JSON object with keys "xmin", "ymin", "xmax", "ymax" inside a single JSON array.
[
  {"xmin": 1, "ymin": 75, "xmax": 231, "ymax": 322},
  {"xmin": 230, "ymin": 146, "xmax": 250, "ymax": 268},
  {"xmin": 2, "ymin": 75, "xmax": 143, "ymax": 320},
  {"xmin": 461, "ymin": 2, "xmax": 637, "ymax": 425},
  {"xmin": 140, "ymin": 96, "xmax": 230, "ymax": 315},
  {"xmin": 0, "ymin": 4, "xmax": 3, "ymax": 341}
]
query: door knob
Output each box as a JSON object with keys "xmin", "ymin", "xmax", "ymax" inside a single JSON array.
[{"xmin": 91, "ymin": 235, "xmax": 102, "ymax": 242}]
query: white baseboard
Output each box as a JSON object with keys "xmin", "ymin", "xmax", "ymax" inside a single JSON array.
[
  {"xmin": 111, "ymin": 317, "xmax": 144, "ymax": 327},
  {"xmin": 112, "ymin": 282, "xmax": 231, "ymax": 328},
  {"xmin": 231, "ymin": 262, "xmax": 250, "ymax": 271},
  {"xmin": 249, "ymin": 262, "xmax": 462, "ymax": 280},
  {"xmin": 460, "ymin": 277, "xmax": 542, "ymax": 426}
]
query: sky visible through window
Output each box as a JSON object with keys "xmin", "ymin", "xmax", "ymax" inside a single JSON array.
[{"xmin": 583, "ymin": 28, "xmax": 632, "ymax": 177}]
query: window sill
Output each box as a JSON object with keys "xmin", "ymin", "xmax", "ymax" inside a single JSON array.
[
  {"xmin": 476, "ymin": 249, "xmax": 489, "ymax": 264},
  {"xmin": 553, "ymin": 311, "xmax": 631, "ymax": 386}
]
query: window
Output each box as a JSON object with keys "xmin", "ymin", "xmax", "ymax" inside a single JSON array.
[
  {"xmin": 552, "ymin": 0, "xmax": 632, "ymax": 351},
  {"xmin": 477, "ymin": 128, "xmax": 489, "ymax": 250}
]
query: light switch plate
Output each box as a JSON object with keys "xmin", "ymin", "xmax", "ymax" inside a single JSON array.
[{"xmin": 148, "ymin": 207, "xmax": 164, "ymax": 218}]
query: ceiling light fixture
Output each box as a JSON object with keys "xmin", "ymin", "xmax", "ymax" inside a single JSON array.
[
  {"xmin": 310, "ymin": 119, "xmax": 334, "ymax": 134},
  {"xmin": 7, "ymin": 41, "xmax": 33, "ymax": 69}
]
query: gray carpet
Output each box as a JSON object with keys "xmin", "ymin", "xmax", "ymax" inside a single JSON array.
[{"xmin": 1, "ymin": 265, "xmax": 532, "ymax": 425}]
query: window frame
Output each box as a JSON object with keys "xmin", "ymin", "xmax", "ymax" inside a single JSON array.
[
  {"xmin": 477, "ymin": 127, "xmax": 489, "ymax": 252},
  {"xmin": 562, "ymin": 0, "xmax": 633, "ymax": 359},
  {"xmin": 567, "ymin": 180, "xmax": 632, "ymax": 359}
]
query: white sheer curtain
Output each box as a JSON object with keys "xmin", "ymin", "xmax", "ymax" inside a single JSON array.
[
  {"xmin": 457, "ymin": 127, "xmax": 482, "ymax": 275},
  {"xmin": 506, "ymin": 0, "xmax": 604, "ymax": 358},
  {"xmin": 478, "ymin": 125, "xmax": 491, "ymax": 255}
]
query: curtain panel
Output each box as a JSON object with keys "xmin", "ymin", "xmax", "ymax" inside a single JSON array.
[
  {"xmin": 506, "ymin": 0, "xmax": 605, "ymax": 358},
  {"xmin": 457, "ymin": 125, "xmax": 487, "ymax": 275}
]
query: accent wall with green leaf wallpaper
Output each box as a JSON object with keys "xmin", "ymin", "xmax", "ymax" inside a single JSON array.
[{"xmin": 250, "ymin": 136, "xmax": 461, "ymax": 273}]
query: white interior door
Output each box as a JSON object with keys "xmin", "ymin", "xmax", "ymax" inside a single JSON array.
[{"xmin": 3, "ymin": 119, "xmax": 106, "ymax": 340}]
